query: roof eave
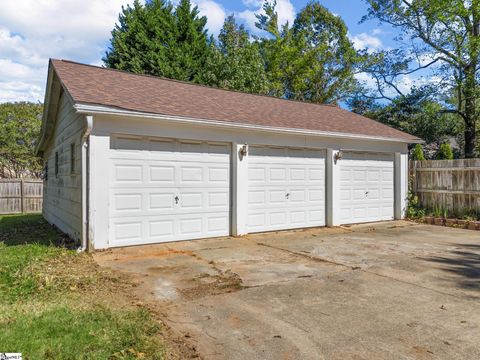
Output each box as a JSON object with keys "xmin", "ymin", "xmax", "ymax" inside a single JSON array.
[{"xmin": 74, "ymin": 103, "xmax": 423, "ymax": 144}]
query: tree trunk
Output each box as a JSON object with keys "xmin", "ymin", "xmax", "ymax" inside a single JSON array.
[
  {"xmin": 463, "ymin": 63, "xmax": 477, "ymax": 158},
  {"xmin": 465, "ymin": 1, "xmax": 480, "ymax": 158},
  {"xmin": 464, "ymin": 114, "xmax": 476, "ymax": 158}
]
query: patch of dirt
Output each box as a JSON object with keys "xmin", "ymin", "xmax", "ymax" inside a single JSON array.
[
  {"xmin": 179, "ymin": 270, "xmax": 244, "ymax": 300},
  {"xmin": 39, "ymin": 252, "xmax": 200, "ymax": 359}
]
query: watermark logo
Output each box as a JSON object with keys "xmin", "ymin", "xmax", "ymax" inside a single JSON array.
[{"xmin": 0, "ymin": 354, "xmax": 22, "ymax": 360}]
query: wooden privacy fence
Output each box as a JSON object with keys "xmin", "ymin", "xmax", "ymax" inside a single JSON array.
[
  {"xmin": 410, "ymin": 159, "xmax": 480, "ymax": 216},
  {"xmin": 0, "ymin": 179, "xmax": 43, "ymax": 214}
]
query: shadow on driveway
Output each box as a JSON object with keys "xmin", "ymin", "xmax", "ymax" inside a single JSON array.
[{"xmin": 422, "ymin": 243, "xmax": 480, "ymax": 291}]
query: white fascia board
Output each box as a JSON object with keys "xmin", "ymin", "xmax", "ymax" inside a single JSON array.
[{"xmin": 74, "ymin": 103, "xmax": 423, "ymax": 144}]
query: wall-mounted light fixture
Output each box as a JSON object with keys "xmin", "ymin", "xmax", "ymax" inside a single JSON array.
[
  {"xmin": 334, "ymin": 150, "xmax": 343, "ymax": 164},
  {"xmin": 239, "ymin": 143, "xmax": 248, "ymax": 157}
]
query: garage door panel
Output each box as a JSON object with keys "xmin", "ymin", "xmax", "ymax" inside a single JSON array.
[
  {"xmin": 247, "ymin": 146, "xmax": 326, "ymax": 233},
  {"xmin": 248, "ymin": 168, "xmax": 266, "ymax": 182},
  {"xmin": 180, "ymin": 166, "xmax": 203, "ymax": 183},
  {"xmin": 109, "ymin": 137, "xmax": 230, "ymax": 246},
  {"xmin": 114, "ymin": 164, "xmax": 143, "ymax": 183},
  {"xmin": 309, "ymin": 210, "xmax": 324, "ymax": 222},
  {"xmin": 291, "ymin": 168, "xmax": 306, "ymax": 180},
  {"xmin": 149, "ymin": 193, "xmax": 175, "ymax": 210},
  {"xmin": 248, "ymin": 190, "xmax": 265, "ymax": 205},
  {"xmin": 114, "ymin": 193, "xmax": 142, "ymax": 212},
  {"xmin": 290, "ymin": 211, "xmax": 306, "ymax": 224},
  {"xmin": 208, "ymin": 192, "xmax": 229, "ymax": 207},
  {"xmin": 149, "ymin": 220, "xmax": 175, "ymax": 238},
  {"xmin": 248, "ymin": 213, "xmax": 266, "ymax": 228},
  {"xmin": 309, "ymin": 189, "xmax": 324, "ymax": 202},
  {"xmin": 208, "ymin": 167, "xmax": 229, "ymax": 183},
  {"xmin": 207, "ymin": 216, "xmax": 229, "ymax": 232},
  {"xmin": 270, "ymin": 190, "xmax": 287, "ymax": 204},
  {"xmin": 270, "ymin": 168, "xmax": 287, "ymax": 181},
  {"xmin": 179, "ymin": 217, "xmax": 203, "ymax": 235},
  {"xmin": 309, "ymin": 168, "xmax": 324, "ymax": 181},
  {"xmin": 290, "ymin": 189, "xmax": 306, "ymax": 202},
  {"xmin": 339, "ymin": 152, "xmax": 394, "ymax": 224},
  {"xmin": 270, "ymin": 212, "xmax": 287, "ymax": 225},
  {"xmin": 112, "ymin": 221, "xmax": 143, "ymax": 243},
  {"xmin": 180, "ymin": 192, "xmax": 203, "ymax": 209},
  {"xmin": 150, "ymin": 165, "xmax": 175, "ymax": 183}
]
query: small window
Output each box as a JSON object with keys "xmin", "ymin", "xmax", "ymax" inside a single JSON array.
[
  {"xmin": 55, "ymin": 152, "xmax": 59, "ymax": 177},
  {"xmin": 70, "ymin": 143, "xmax": 75, "ymax": 174}
]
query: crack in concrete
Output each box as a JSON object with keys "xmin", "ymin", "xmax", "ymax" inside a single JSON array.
[{"xmin": 250, "ymin": 238, "xmax": 480, "ymax": 304}]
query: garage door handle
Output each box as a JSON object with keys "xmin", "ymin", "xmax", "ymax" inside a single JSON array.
[
  {"xmin": 285, "ymin": 193, "xmax": 290, "ymax": 199},
  {"xmin": 174, "ymin": 196, "xmax": 179, "ymax": 204}
]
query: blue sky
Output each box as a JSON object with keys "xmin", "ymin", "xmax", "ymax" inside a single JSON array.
[{"xmin": 0, "ymin": 0, "xmax": 404, "ymax": 103}]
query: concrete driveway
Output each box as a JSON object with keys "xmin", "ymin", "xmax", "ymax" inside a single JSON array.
[{"xmin": 94, "ymin": 221, "xmax": 480, "ymax": 360}]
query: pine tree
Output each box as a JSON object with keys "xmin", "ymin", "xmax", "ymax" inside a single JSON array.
[
  {"xmin": 170, "ymin": 0, "xmax": 210, "ymax": 81},
  {"xmin": 104, "ymin": 0, "xmax": 209, "ymax": 82},
  {"xmin": 198, "ymin": 15, "xmax": 268, "ymax": 94}
]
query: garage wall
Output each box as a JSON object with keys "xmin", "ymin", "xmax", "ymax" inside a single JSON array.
[
  {"xmin": 88, "ymin": 115, "xmax": 410, "ymax": 249},
  {"xmin": 42, "ymin": 92, "xmax": 84, "ymax": 241}
]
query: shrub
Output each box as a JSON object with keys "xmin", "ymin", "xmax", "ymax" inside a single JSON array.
[
  {"xmin": 412, "ymin": 144, "xmax": 425, "ymax": 160},
  {"xmin": 436, "ymin": 143, "xmax": 454, "ymax": 160},
  {"xmin": 406, "ymin": 192, "xmax": 426, "ymax": 219}
]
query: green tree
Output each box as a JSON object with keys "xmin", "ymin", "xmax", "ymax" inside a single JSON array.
[
  {"xmin": 104, "ymin": 0, "xmax": 210, "ymax": 82},
  {"xmin": 0, "ymin": 102, "xmax": 43, "ymax": 178},
  {"xmin": 198, "ymin": 15, "xmax": 268, "ymax": 94},
  {"xmin": 436, "ymin": 143, "xmax": 454, "ymax": 160},
  {"xmin": 412, "ymin": 144, "xmax": 426, "ymax": 161},
  {"xmin": 363, "ymin": 0, "xmax": 480, "ymax": 158},
  {"xmin": 355, "ymin": 87, "xmax": 461, "ymax": 145},
  {"xmin": 257, "ymin": 1, "xmax": 359, "ymax": 103},
  {"xmin": 171, "ymin": 0, "xmax": 210, "ymax": 81}
]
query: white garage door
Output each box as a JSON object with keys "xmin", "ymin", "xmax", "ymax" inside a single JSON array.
[
  {"xmin": 109, "ymin": 136, "xmax": 231, "ymax": 247},
  {"xmin": 247, "ymin": 146, "xmax": 326, "ymax": 233},
  {"xmin": 339, "ymin": 152, "xmax": 394, "ymax": 225}
]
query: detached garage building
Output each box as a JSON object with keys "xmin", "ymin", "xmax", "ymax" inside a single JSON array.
[{"xmin": 37, "ymin": 59, "xmax": 420, "ymax": 250}]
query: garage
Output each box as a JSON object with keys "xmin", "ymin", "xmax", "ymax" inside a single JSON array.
[
  {"xmin": 37, "ymin": 60, "xmax": 419, "ymax": 249},
  {"xmin": 338, "ymin": 152, "xmax": 394, "ymax": 224},
  {"xmin": 108, "ymin": 136, "xmax": 231, "ymax": 247},
  {"xmin": 247, "ymin": 146, "xmax": 326, "ymax": 232}
]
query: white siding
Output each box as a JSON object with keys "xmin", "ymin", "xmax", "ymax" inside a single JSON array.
[{"xmin": 42, "ymin": 92, "xmax": 84, "ymax": 241}]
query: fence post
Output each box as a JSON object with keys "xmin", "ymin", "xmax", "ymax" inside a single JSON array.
[
  {"xmin": 412, "ymin": 161, "xmax": 417, "ymax": 195},
  {"xmin": 20, "ymin": 179, "xmax": 25, "ymax": 213}
]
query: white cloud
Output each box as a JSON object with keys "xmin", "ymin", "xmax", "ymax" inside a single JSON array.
[
  {"xmin": 242, "ymin": 0, "xmax": 263, "ymax": 8},
  {"xmin": 194, "ymin": 0, "xmax": 226, "ymax": 35},
  {"xmin": 0, "ymin": 0, "xmax": 138, "ymax": 103},
  {"xmin": 238, "ymin": 0, "xmax": 295, "ymax": 35},
  {"xmin": 350, "ymin": 32, "xmax": 383, "ymax": 52},
  {"xmin": 171, "ymin": 0, "xmax": 226, "ymax": 35}
]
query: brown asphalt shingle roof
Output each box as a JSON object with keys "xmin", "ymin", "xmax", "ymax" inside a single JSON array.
[{"xmin": 51, "ymin": 59, "xmax": 419, "ymax": 142}]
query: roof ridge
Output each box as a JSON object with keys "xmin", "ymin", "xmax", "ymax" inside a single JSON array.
[{"xmin": 52, "ymin": 58, "xmax": 343, "ymax": 110}]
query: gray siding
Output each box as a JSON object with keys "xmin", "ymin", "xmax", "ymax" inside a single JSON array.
[{"xmin": 43, "ymin": 92, "xmax": 84, "ymax": 241}]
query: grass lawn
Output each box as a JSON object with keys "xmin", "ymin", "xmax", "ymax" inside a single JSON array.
[{"xmin": 0, "ymin": 214, "xmax": 168, "ymax": 359}]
